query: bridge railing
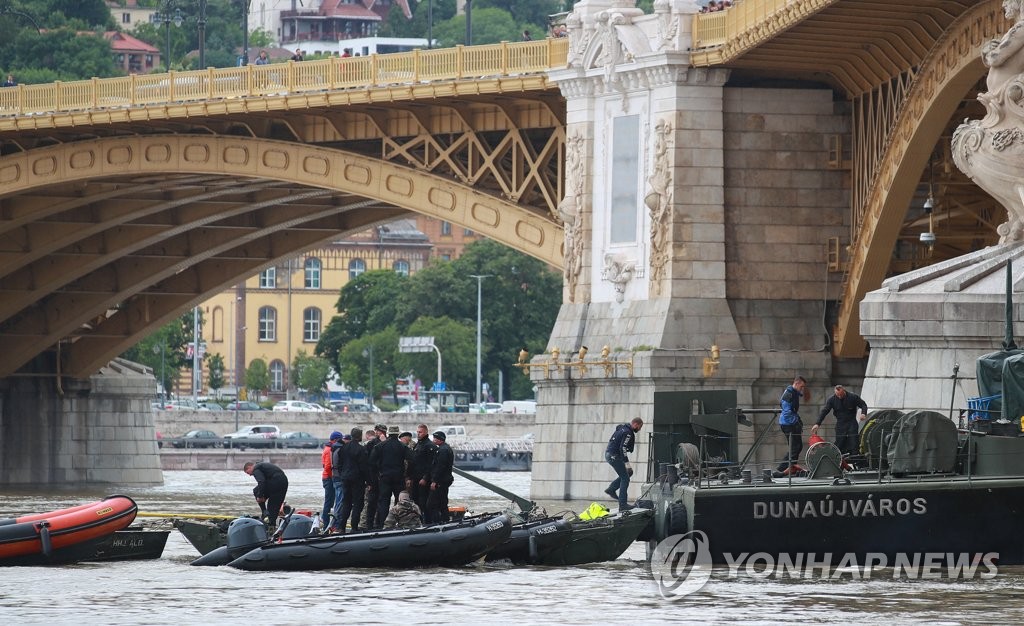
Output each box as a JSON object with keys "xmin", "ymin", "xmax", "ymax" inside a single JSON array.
[
  {"xmin": 0, "ymin": 38, "xmax": 569, "ymax": 118},
  {"xmin": 692, "ymin": 0, "xmax": 809, "ymax": 51}
]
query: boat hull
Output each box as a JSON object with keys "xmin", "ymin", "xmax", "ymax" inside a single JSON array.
[
  {"xmin": 0, "ymin": 495, "xmax": 139, "ymax": 566},
  {"xmin": 538, "ymin": 508, "xmax": 653, "ymax": 566},
  {"xmin": 87, "ymin": 527, "xmax": 170, "ymax": 561},
  {"xmin": 228, "ymin": 514, "xmax": 513, "ymax": 571},
  {"xmin": 649, "ymin": 476, "xmax": 1024, "ymax": 565},
  {"xmin": 484, "ymin": 517, "xmax": 574, "ymax": 564}
]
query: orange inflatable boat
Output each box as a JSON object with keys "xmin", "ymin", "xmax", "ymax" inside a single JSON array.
[{"xmin": 0, "ymin": 495, "xmax": 138, "ymax": 565}]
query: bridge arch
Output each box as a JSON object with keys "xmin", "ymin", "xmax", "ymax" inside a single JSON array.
[
  {"xmin": 0, "ymin": 135, "xmax": 564, "ymax": 377},
  {"xmin": 835, "ymin": 0, "xmax": 1008, "ymax": 356}
]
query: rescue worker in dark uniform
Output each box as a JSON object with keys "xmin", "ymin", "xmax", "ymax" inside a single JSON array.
[
  {"xmin": 604, "ymin": 417, "xmax": 643, "ymax": 511},
  {"xmin": 372, "ymin": 425, "xmax": 413, "ymax": 527},
  {"xmin": 408, "ymin": 423, "xmax": 437, "ymax": 520},
  {"xmin": 243, "ymin": 461, "xmax": 289, "ymax": 528},
  {"xmin": 426, "ymin": 430, "xmax": 454, "ymax": 523},
  {"xmin": 812, "ymin": 384, "xmax": 868, "ymax": 457},
  {"xmin": 336, "ymin": 428, "xmax": 370, "ymax": 533},
  {"xmin": 362, "ymin": 424, "xmax": 386, "ymax": 529},
  {"xmin": 777, "ymin": 375, "xmax": 809, "ymax": 474},
  {"xmin": 328, "ymin": 433, "xmax": 350, "ymax": 532}
]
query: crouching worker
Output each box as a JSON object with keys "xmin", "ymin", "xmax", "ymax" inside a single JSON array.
[{"xmin": 383, "ymin": 491, "xmax": 422, "ymax": 529}]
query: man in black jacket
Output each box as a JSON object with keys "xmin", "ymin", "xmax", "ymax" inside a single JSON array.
[
  {"xmin": 243, "ymin": 461, "xmax": 289, "ymax": 528},
  {"xmin": 362, "ymin": 424, "xmax": 386, "ymax": 529},
  {"xmin": 604, "ymin": 417, "xmax": 643, "ymax": 510},
  {"xmin": 336, "ymin": 428, "xmax": 370, "ymax": 533},
  {"xmin": 372, "ymin": 425, "xmax": 412, "ymax": 527},
  {"xmin": 812, "ymin": 384, "xmax": 868, "ymax": 456},
  {"xmin": 407, "ymin": 423, "xmax": 436, "ymax": 520},
  {"xmin": 426, "ymin": 430, "xmax": 454, "ymax": 523}
]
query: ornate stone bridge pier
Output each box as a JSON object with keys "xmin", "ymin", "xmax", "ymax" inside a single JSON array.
[{"xmin": 532, "ymin": 0, "xmax": 853, "ymax": 500}]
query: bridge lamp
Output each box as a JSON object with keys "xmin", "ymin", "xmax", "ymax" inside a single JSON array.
[
  {"xmin": 919, "ymin": 193, "xmax": 936, "ymax": 249},
  {"xmin": 154, "ymin": 7, "xmax": 183, "ymax": 72}
]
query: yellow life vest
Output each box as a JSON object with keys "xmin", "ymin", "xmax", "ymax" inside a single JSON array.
[{"xmin": 579, "ymin": 502, "xmax": 610, "ymax": 521}]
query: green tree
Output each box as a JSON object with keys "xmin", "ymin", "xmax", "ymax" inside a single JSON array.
[
  {"xmin": 291, "ymin": 349, "xmax": 331, "ymax": 401},
  {"xmin": 337, "ymin": 328, "xmax": 401, "ymax": 401},
  {"xmin": 121, "ymin": 310, "xmax": 199, "ymax": 399},
  {"xmin": 206, "ymin": 352, "xmax": 225, "ymax": 394},
  {"xmin": 474, "ymin": 0, "xmax": 557, "ymax": 34},
  {"xmin": 245, "ymin": 357, "xmax": 269, "ymax": 400},
  {"xmin": 432, "ymin": 8, "xmax": 526, "ymax": 47},
  {"xmin": 316, "ymin": 269, "xmax": 409, "ymax": 370},
  {"xmin": 400, "ymin": 316, "xmax": 476, "ymax": 391}
]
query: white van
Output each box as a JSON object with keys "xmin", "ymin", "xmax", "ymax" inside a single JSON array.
[
  {"xmin": 437, "ymin": 425, "xmax": 468, "ymax": 443},
  {"xmin": 500, "ymin": 400, "xmax": 537, "ymax": 414}
]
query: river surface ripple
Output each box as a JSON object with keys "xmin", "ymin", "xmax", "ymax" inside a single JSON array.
[{"xmin": 1, "ymin": 469, "xmax": 1023, "ymax": 625}]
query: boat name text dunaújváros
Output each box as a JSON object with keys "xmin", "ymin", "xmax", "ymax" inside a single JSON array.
[{"xmin": 752, "ymin": 497, "xmax": 927, "ymax": 519}]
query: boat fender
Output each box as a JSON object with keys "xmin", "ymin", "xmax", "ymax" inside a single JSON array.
[
  {"xmin": 36, "ymin": 521, "xmax": 52, "ymax": 558},
  {"xmin": 666, "ymin": 502, "xmax": 688, "ymax": 537},
  {"xmin": 528, "ymin": 534, "xmax": 539, "ymax": 563}
]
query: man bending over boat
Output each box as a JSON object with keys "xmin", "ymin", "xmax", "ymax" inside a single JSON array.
[
  {"xmin": 604, "ymin": 417, "xmax": 644, "ymax": 511},
  {"xmin": 812, "ymin": 384, "xmax": 868, "ymax": 458},
  {"xmin": 776, "ymin": 376, "xmax": 809, "ymax": 475},
  {"xmin": 243, "ymin": 461, "xmax": 289, "ymax": 528}
]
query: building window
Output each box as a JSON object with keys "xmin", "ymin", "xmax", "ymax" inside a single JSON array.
[
  {"xmin": 122, "ymin": 12, "xmax": 131, "ymax": 24},
  {"xmin": 349, "ymin": 258, "xmax": 366, "ymax": 279},
  {"xmin": 464, "ymin": 228, "xmax": 474, "ymax": 236},
  {"xmin": 304, "ymin": 257, "xmax": 322, "ymax": 289},
  {"xmin": 212, "ymin": 306, "xmax": 224, "ymax": 342},
  {"xmin": 303, "ymin": 308, "xmax": 321, "ymax": 342},
  {"xmin": 258, "ymin": 306, "xmax": 277, "ymax": 341},
  {"xmin": 441, "ymin": 221, "xmax": 452, "ymax": 236},
  {"xmin": 270, "ymin": 360, "xmax": 285, "ymax": 392},
  {"xmin": 393, "ymin": 260, "xmax": 410, "ymax": 276},
  {"xmin": 259, "ymin": 267, "xmax": 276, "ymax": 288}
]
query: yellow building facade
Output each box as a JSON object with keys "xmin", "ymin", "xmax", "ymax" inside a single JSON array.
[{"xmin": 198, "ymin": 217, "xmax": 478, "ymax": 398}]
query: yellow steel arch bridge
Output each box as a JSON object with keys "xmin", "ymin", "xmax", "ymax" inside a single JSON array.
[{"xmin": 0, "ymin": 0, "xmax": 1009, "ymax": 380}]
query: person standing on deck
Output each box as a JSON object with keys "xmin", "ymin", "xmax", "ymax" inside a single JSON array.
[
  {"xmin": 812, "ymin": 384, "xmax": 868, "ymax": 457},
  {"xmin": 776, "ymin": 376, "xmax": 809, "ymax": 474},
  {"xmin": 604, "ymin": 417, "xmax": 643, "ymax": 511},
  {"xmin": 426, "ymin": 431, "xmax": 454, "ymax": 523},
  {"xmin": 320, "ymin": 431, "xmax": 343, "ymax": 527},
  {"xmin": 243, "ymin": 461, "xmax": 289, "ymax": 528}
]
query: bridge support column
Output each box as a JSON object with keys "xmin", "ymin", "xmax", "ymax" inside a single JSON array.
[
  {"xmin": 538, "ymin": 0, "xmax": 848, "ymax": 501},
  {"xmin": 0, "ymin": 359, "xmax": 162, "ymax": 486}
]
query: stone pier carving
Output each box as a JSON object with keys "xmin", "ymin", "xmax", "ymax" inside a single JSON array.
[
  {"xmin": 645, "ymin": 117, "xmax": 673, "ymax": 296},
  {"xmin": 560, "ymin": 130, "xmax": 587, "ymax": 302},
  {"xmin": 602, "ymin": 253, "xmax": 635, "ymax": 303},
  {"xmin": 953, "ymin": 1, "xmax": 1024, "ymax": 242}
]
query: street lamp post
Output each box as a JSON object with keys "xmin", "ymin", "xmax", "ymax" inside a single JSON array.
[
  {"xmin": 465, "ymin": 0, "xmax": 472, "ymax": 46},
  {"xmin": 197, "ymin": 0, "xmax": 208, "ymax": 68},
  {"xmin": 363, "ymin": 346, "xmax": 375, "ymax": 406},
  {"xmin": 469, "ymin": 274, "xmax": 490, "ymax": 405},
  {"xmin": 152, "ymin": 343, "xmax": 166, "ymax": 403},
  {"xmin": 154, "ymin": 7, "xmax": 183, "ymax": 72},
  {"xmin": 427, "ymin": 0, "xmax": 433, "ymax": 49},
  {"xmin": 242, "ymin": 0, "xmax": 252, "ymax": 65}
]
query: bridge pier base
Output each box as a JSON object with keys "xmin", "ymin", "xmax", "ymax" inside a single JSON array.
[{"xmin": 0, "ymin": 359, "xmax": 162, "ymax": 487}]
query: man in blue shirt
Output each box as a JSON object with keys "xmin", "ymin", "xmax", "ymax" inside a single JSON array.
[
  {"xmin": 604, "ymin": 417, "xmax": 644, "ymax": 510},
  {"xmin": 777, "ymin": 376, "xmax": 808, "ymax": 474}
]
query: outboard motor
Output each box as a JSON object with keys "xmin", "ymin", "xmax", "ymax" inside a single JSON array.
[
  {"xmin": 279, "ymin": 514, "xmax": 313, "ymax": 540},
  {"xmin": 192, "ymin": 517, "xmax": 270, "ymax": 567}
]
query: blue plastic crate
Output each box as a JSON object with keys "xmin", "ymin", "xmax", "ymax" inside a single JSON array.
[{"xmin": 968, "ymin": 394, "xmax": 1000, "ymax": 421}]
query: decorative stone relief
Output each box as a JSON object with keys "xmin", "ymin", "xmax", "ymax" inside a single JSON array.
[
  {"xmin": 602, "ymin": 253, "xmax": 636, "ymax": 303},
  {"xmin": 953, "ymin": 2, "xmax": 1024, "ymax": 243},
  {"xmin": 652, "ymin": 0, "xmax": 680, "ymax": 52},
  {"xmin": 644, "ymin": 117, "xmax": 673, "ymax": 296},
  {"xmin": 560, "ymin": 130, "xmax": 587, "ymax": 302}
]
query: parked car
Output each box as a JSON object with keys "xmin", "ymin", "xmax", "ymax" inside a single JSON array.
[
  {"xmin": 278, "ymin": 431, "xmax": 321, "ymax": 449},
  {"xmin": 469, "ymin": 402, "xmax": 503, "ymax": 413},
  {"xmin": 196, "ymin": 402, "xmax": 224, "ymax": 411},
  {"xmin": 331, "ymin": 400, "xmax": 382, "ymax": 413},
  {"xmin": 222, "ymin": 424, "xmax": 281, "ymax": 448},
  {"xmin": 171, "ymin": 429, "xmax": 222, "ymax": 449},
  {"xmin": 394, "ymin": 402, "xmax": 432, "ymax": 413},
  {"xmin": 272, "ymin": 400, "xmax": 330, "ymax": 412},
  {"xmin": 224, "ymin": 401, "xmax": 264, "ymax": 411}
]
